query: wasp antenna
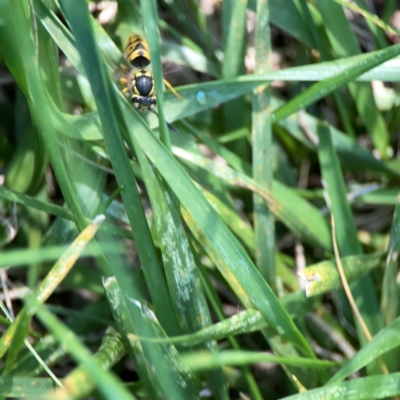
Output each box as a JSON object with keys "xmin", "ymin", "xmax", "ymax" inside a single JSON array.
[
  {"xmin": 150, "ymin": 109, "xmax": 179, "ymax": 133},
  {"xmin": 166, "ymin": 121, "xmax": 179, "ymax": 133}
]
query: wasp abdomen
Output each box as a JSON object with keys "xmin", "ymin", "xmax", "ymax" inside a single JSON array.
[{"xmin": 124, "ymin": 34, "xmax": 151, "ymax": 68}]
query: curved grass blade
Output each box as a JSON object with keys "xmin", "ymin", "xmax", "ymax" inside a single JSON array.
[
  {"xmin": 272, "ymin": 43, "xmax": 400, "ymax": 123},
  {"xmin": 329, "ymin": 317, "xmax": 400, "ymax": 384},
  {"xmin": 50, "ymin": 327, "xmax": 126, "ymax": 399},
  {"xmin": 34, "ymin": 305, "xmax": 133, "ymax": 400}
]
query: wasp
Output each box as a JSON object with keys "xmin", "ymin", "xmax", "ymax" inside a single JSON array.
[{"xmin": 120, "ymin": 34, "xmax": 181, "ymax": 132}]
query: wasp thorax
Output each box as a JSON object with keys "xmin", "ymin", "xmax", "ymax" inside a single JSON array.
[{"xmin": 135, "ymin": 73, "xmax": 154, "ymax": 96}]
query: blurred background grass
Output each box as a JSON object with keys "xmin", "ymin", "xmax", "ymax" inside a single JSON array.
[{"xmin": 1, "ymin": 0, "xmax": 400, "ymax": 399}]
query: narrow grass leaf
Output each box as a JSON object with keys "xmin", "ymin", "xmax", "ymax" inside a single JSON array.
[
  {"xmin": 252, "ymin": 0, "xmax": 275, "ymax": 288},
  {"xmin": 140, "ymin": 0, "xmax": 170, "ymax": 145},
  {"xmin": 182, "ymin": 350, "xmax": 336, "ymax": 371},
  {"xmin": 381, "ymin": 195, "xmax": 400, "ymax": 324},
  {"xmin": 317, "ymin": 123, "xmax": 382, "ymax": 338},
  {"xmin": 272, "ymin": 43, "xmax": 400, "ymax": 123},
  {"xmin": 106, "ymin": 277, "xmax": 202, "ymax": 399},
  {"xmin": 0, "ymin": 244, "xmax": 116, "ymax": 269},
  {"xmin": 300, "ymin": 253, "xmax": 385, "ymax": 297},
  {"xmin": 286, "ymin": 372, "xmax": 400, "ymax": 399},
  {"xmin": 329, "ymin": 317, "xmax": 400, "ymax": 384},
  {"xmin": 0, "ymin": 377, "xmax": 55, "ymax": 398},
  {"xmin": 118, "ymin": 110, "xmax": 315, "ymax": 358}
]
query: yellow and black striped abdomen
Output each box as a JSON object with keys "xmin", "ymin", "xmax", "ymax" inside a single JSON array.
[{"xmin": 124, "ymin": 34, "xmax": 151, "ymax": 69}]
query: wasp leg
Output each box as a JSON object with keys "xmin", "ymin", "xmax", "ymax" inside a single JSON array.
[
  {"xmin": 163, "ymin": 78, "xmax": 183, "ymax": 100},
  {"xmin": 120, "ymin": 77, "xmax": 133, "ymax": 98}
]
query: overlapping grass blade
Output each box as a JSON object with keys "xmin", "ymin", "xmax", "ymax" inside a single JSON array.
[
  {"xmin": 315, "ymin": 0, "xmax": 389, "ymax": 155},
  {"xmin": 134, "ymin": 139, "xmax": 228, "ymax": 398},
  {"xmin": 104, "ymin": 277, "xmax": 199, "ymax": 399},
  {"xmin": 0, "ymin": 215, "xmax": 104, "ymax": 365},
  {"xmin": 329, "ymin": 317, "xmax": 400, "ymax": 384},
  {"xmin": 300, "ymin": 253, "xmax": 385, "ymax": 297},
  {"xmin": 49, "ymin": 327, "xmax": 126, "ymax": 399},
  {"xmin": 34, "ymin": 305, "xmax": 133, "ymax": 400},
  {"xmin": 174, "ymin": 147, "xmax": 331, "ymax": 250}
]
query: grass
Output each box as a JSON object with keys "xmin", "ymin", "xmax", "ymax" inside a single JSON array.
[{"xmin": 0, "ymin": 0, "xmax": 400, "ymax": 398}]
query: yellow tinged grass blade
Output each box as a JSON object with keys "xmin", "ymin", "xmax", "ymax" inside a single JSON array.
[
  {"xmin": 181, "ymin": 350, "xmax": 337, "ymax": 371},
  {"xmin": 300, "ymin": 253, "xmax": 385, "ymax": 297},
  {"xmin": 0, "ymin": 215, "xmax": 105, "ymax": 363},
  {"xmin": 49, "ymin": 327, "xmax": 125, "ymax": 400}
]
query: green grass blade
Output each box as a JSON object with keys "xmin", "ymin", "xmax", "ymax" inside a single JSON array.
[
  {"xmin": 301, "ymin": 253, "xmax": 385, "ymax": 297},
  {"xmin": 182, "ymin": 350, "xmax": 336, "ymax": 371},
  {"xmin": 381, "ymin": 197, "xmax": 400, "ymax": 324},
  {"xmin": 315, "ymin": 0, "xmax": 389, "ymax": 156},
  {"xmin": 329, "ymin": 317, "xmax": 400, "ymax": 384},
  {"xmin": 140, "ymin": 0, "xmax": 170, "ymax": 145},
  {"xmin": 249, "ymin": 0, "xmax": 314, "ymax": 47},
  {"xmin": 0, "ymin": 216, "xmax": 104, "ymax": 365},
  {"xmin": 222, "ymin": 0, "xmax": 247, "ymax": 148},
  {"xmin": 252, "ymin": 0, "xmax": 275, "ymax": 289},
  {"xmin": 286, "ymin": 372, "xmax": 400, "ymax": 399},
  {"xmin": 317, "ymin": 123, "xmax": 382, "ymax": 340},
  {"xmin": 0, "ymin": 377, "xmax": 55, "ymax": 397},
  {"xmin": 272, "ymin": 43, "xmax": 400, "ymax": 123}
]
